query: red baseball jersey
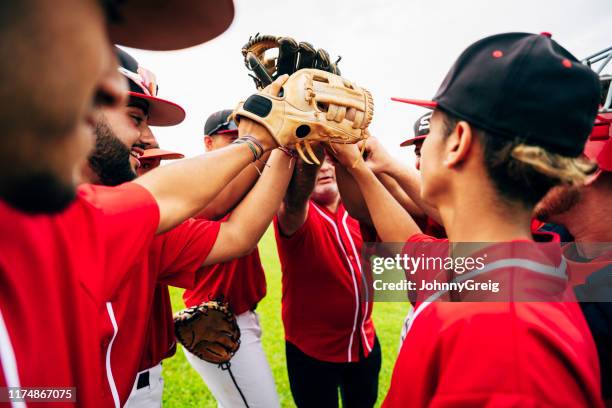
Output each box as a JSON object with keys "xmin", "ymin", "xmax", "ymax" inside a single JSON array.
[
  {"xmin": 383, "ymin": 233, "xmax": 603, "ymax": 408},
  {"xmin": 274, "ymin": 201, "xmax": 375, "ymax": 363},
  {"xmin": 108, "ymin": 218, "xmax": 220, "ymax": 404},
  {"xmin": 0, "ymin": 183, "xmax": 159, "ymax": 407},
  {"xmin": 183, "ymin": 214, "xmax": 266, "ymax": 315}
]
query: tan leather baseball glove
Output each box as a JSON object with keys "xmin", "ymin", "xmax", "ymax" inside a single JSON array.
[{"xmin": 233, "ymin": 69, "xmax": 373, "ymax": 164}]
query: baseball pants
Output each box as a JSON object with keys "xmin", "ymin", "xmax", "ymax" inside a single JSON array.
[
  {"xmin": 184, "ymin": 310, "xmax": 280, "ymax": 408},
  {"xmin": 285, "ymin": 337, "xmax": 381, "ymax": 408},
  {"xmin": 124, "ymin": 363, "xmax": 164, "ymax": 408}
]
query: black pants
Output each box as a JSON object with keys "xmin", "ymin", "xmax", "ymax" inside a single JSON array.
[{"xmin": 285, "ymin": 337, "xmax": 381, "ymax": 408}]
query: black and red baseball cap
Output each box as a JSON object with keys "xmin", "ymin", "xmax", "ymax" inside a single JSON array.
[
  {"xmin": 400, "ymin": 112, "xmax": 432, "ymax": 147},
  {"xmin": 107, "ymin": 0, "xmax": 234, "ymax": 51},
  {"xmin": 116, "ymin": 47, "xmax": 185, "ymax": 126},
  {"xmin": 392, "ymin": 32, "xmax": 601, "ymax": 157},
  {"xmin": 204, "ymin": 109, "xmax": 238, "ymax": 136}
]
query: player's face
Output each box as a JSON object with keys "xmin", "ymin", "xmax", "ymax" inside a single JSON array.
[
  {"xmin": 418, "ymin": 110, "xmax": 449, "ymax": 206},
  {"xmin": 205, "ymin": 132, "xmax": 239, "ymax": 151},
  {"xmin": 0, "ymin": 0, "xmax": 126, "ymax": 213},
  {"xmin": 312, "ymin": 157, "xmax": 339, "ymax": 206},
  {"xmin": 88, "ymin": 111, "xmax": 138, "ymax": 186},
  {"xmin": 533, "ymin": 184, "xmax": 582, "ymax": 223}
]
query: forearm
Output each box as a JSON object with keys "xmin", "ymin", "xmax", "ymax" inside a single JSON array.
[
  {"xmin": 384, "ymin": 160, "xmax": 441, "ymax": 224},
  {"xmin": 135, "ymin": 143, "xmax": 254, "ymax": 233},
  {"xmin": 378, "ymin": 173, "xmax": 425, "ymax": 218},
  {"xmin": 335, "ymin": 164, "xmax": 372, "ymax": 225},
  {"xmin": 277, "ymin": 160, "xmax": 320, "ymax": 235},
  {"xmin": 349, "ymin": 162, "xmax": 421, "ymax": 242},
  {"xmin": 197, "ymin": 152, "xmax": 270, "ymax": 220},
  {"xmin": 205, "ymin": 150, "xmax": 294, "ymax": 264}
]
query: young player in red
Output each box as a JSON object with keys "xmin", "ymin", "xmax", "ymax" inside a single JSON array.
[
  {"xmin": 79, "ymin": 51, "xmax": 295, "ymax": 407},
  {"xmin": 274, "ymin": 150, "xmax": 380, "ymax": 408},
  {"xmin": 332, "ymin": 32, "xmax": 603, "ymax": 407},
  {"xmin": 182, "ymin": 110, "xmax": 280, "ymax": 407}
]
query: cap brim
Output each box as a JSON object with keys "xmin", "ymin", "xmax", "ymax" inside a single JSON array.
[
  {"xmin": 400, "ymin": 135, "xmax": 427, "ymax": 147},
  {"xmin": 109, "ymin": 0, "xmax": 234, "ymax": 51},
  {"xmin": 391, "ymin": 97, "xmax": 438, "ymax": 109},
  {"xmin": 129, "ymin": 92, "xmax": 186, "ymax": 126},
  {"xmin": 141, "ymin": 148, "xmax": 185, "ymax": 160}
]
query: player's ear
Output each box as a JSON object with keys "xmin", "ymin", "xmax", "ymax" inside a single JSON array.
[
  {"xmin": 443, "ymin": 120, "xmax": 473, "ymax": 168},
  {"xmin": 204, "ymin": 135, "xmax": 214, "ymax": 151}
]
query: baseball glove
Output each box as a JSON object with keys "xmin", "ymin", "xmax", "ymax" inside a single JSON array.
[
  {"xmin": 173, "ymin": 300, "xmax": 240, "ymax": 364},
  {"xmin": 233, "ymin": 69, "xmax": 373, "ymax": 165},
  {"xmin": 242, "ymin": 34, "xmax": 341, "ymax": 89}
]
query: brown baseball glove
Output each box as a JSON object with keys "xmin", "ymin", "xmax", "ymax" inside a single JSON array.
[
  {"xmin": 173, "ymin": 300, "xmax": 240, "ymax": 364},
  {"xmin": 242, "ymin": 34, "xmax": 341, "ymax": 89},
  {"xmin": 233, "ymin": 69, "xmax": 373, "ymax": 164}
]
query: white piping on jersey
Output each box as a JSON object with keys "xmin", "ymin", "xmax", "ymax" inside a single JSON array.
[
  {"xmin": 105, "ymin": 302, "xmax": 120, "ymax": 408},
  {"xmin": 341, "ymin": 211, "xmax": 372, "ymax": 353},
  {"xmin": 0, "ymin": 309, "xmax": 25, "ymax": 408},
  {"xmin": 404, "ymin": 257, "xmax": 568, "ymax": 336},
  {"xmin": 312, "ymin": 204, "xmax": 360, "ymax": 363}
]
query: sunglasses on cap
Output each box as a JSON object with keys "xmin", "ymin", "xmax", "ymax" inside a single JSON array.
[
  {"xmin": 118, "ymin": 66, "xmax": 159, "ymax": 97},
  {"xmin": 208, "ymin": 118, "xmax": 239, "ymax": 135}
]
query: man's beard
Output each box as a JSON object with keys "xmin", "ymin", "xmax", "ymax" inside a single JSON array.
[
  {"xmin": 534, "ymin": 184, "xmax": 582, "ymax": 222},
  {"xmin": 89, "ymin": 118, "xmax": 136, "ymax": 186},
  {"xmin": 0, "ymin": 172, "xmax": 76, "ymax": 214}
]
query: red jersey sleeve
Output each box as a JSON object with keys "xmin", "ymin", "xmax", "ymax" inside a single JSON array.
[
  {"xmin": 153, "ymin": 218, "xmax": 221, "ymax": 288},
  {"xmin": 80, "ymin": 183, "xmax": 160, "ymax": 298}
]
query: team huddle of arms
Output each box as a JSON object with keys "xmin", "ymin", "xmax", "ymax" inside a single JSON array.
[{"xmin": 0, "ymin": 0, "xmax": 611, "ymax": 407}]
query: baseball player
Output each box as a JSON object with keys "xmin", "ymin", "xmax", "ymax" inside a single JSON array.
[
  {"xmin": 331, "ymin": 32, "xmax": 603, "ymax": 407},
  {"xmin": 400, "ymin": 111, "xmax": 431, "ymax": 170},
  {"xmin": 534, "ymin": 68, "xmax": 612, "ymax": 403},
  {"xmin": 0, "ymin": 1, "xmax": 305, "ymax": 405},
  {"xmin": 0, "ymin": 0, "xmax": 235, "ymax": 406},
  {"xmin": 182, "ymin": 110, "xmax": 279, "ymax": 408},
  {"xmin": 81, "ymin": 49, "xmax": 295, "ymax": 407},
  {"xmin": 273, "ymin": 150, "xmax": 381, "ymax": 408}
]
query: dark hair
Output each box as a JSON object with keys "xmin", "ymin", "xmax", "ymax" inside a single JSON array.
[{"xmin": 440, "ymin": 110, "xmax": 594, "ymax": 208}]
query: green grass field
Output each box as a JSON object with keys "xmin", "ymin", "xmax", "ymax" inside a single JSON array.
[{"xmin": 162, "ymin": 227, "xmax": 410, "ymax": 407}]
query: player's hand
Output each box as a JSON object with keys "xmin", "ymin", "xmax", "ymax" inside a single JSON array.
[
  {"xmin": 327, "ymin": 142, "xmax": 364, "ymax": 170},
  {"xmin": 238, "ymin": 74, "xmax": 290, "ymax": 151},
  {"xmin": 363, "ymin": 135, "xmax": 394, "ymax": 175}
]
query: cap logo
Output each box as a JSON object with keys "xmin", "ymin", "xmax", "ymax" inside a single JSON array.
[
  {"xmin": 419, "ymin": 114, "xmax": 431, "ymax": 132},
  {"xmin": 492, "ymin": 50, "xmax": 503, "ymax": 58}
]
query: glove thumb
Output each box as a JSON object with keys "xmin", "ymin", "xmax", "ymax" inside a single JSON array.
[{"xmin": 264, "ymin": 74, "xmax": 289, "ymax": 97}]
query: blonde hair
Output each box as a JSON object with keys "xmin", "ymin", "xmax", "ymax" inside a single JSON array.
[{"xmin": 510, "ymin": 145, "xmax": 596, "ymax": 186}]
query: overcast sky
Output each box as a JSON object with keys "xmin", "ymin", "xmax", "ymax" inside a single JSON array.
[{"xmin": 125, "ymin": 0, "xmax": 612, "ymax": 165}]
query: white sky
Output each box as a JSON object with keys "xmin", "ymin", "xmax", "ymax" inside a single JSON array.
[{"xmin": 125, "ymin": 0, "xmax": 612, "ymax": 165}]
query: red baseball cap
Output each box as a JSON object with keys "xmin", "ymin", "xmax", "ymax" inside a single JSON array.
[
  {"xmin": 140, "ymin": 148, "xmax": 184, "ymax": 161},
  {"xmin": 584, "ymin": 113, "xmax": 612, "ymax": 171},
  {"xmin": 117, "ymin": 48, "xmax": 186, "ymax": 127},
  {"xmin": 107, "ymin": 0, "xmax": 234, "ymax": 51}
]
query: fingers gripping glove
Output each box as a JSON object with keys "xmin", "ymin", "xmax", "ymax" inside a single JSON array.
[
  {"xmin": 173, "ymin": 300, "xmax": 240, "ymax": 364},
  {"xmin": 242, "ymin": 34, "xmax": 341, "ymax": 89},
  {"xmin": 233, "ymin": 69, "xmax": 373, "ymax": 165}
]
